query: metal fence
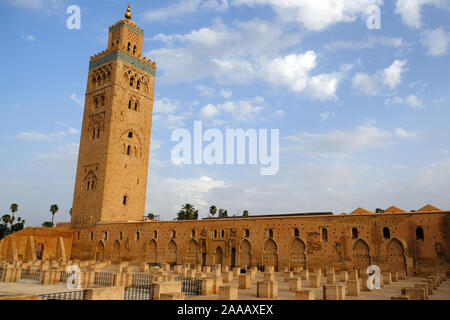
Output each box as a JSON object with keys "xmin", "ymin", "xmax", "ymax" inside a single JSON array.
[
  {"xmin": 124, "ymin": 285, "xmax": 154, "ymax": 300},
  {"xmin": 94, "ymin": 272, "xmax": 113, "ymax": 286},
  {"xmin": 20, "ymin": 269, "xmax": 41, "ymax": 281},
  {"xmin": 176, "ymin": 277, "xmax": 201, "ymax": 297},
  {"xmin": 39, "ymin": 290, "xmax": 86, "ymax": 300},
  {"xmin": 132, "ymin": 273, "xmax": 152, "ymax": 287}
]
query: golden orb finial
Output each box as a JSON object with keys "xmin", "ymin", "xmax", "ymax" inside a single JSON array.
[{"xmin": 125, "ymin": 3, "xmax": 132, "ymax": 20}]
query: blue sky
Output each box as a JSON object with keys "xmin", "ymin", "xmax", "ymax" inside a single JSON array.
[{"xmin": 0, "ymin": 0, "xmax": 449, "ymax": 226}]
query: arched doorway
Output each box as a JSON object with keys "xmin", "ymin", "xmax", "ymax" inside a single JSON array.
[
  {"xmin": 386, "ymin": 238, "xmax": 406, "ymax": 272},
  {"xmin": 239, "ymin": 240, "xmax": 251, "ymax": 267},
  {"xmin": 112, "ymin": 240, "xmax": 120, "ymax": 264},
  {"xmin": 186, "ymin": 239, "xmax": 199, "ymax": 265},
  {"xmin": 166, "ymin": 240, "xmax": 177, "ymax": 265},
  {"xmin": 352, "ymin": 239, "xmax": 370, "ymax": 270},
  {"xmin": 147, "ymin": 239, "xmax": 157, "ymax": 264},
  {"xmin": 290, "ymin": 238, "xmax": 306, "ymax": 268},
  {"xmin": 263, "ymin": 239, "xmax": 278, "ymax": 271},
  {"xmin": 96, "ymin": 241, "xmax": 105, "ymax": 262},
  {"xmin": 35, "ymin": 243, "xmax": 44, "ymax": 260},
  {"xmin": 231, "ymin": 248, "xmax": 236, "ymax": 268},
  {"xmin": 215, "ymin": 247, "xmax": 223, "ymax": 265}
]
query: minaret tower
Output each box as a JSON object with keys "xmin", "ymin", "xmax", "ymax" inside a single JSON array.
[{"xmin": 71, "ymin": 5, "xmax": 156, "ymax": 226}]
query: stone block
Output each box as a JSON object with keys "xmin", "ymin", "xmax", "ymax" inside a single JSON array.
[
  {"xmin": 414, "ymin": 283, "xmax": 429, "ymax": 300},
  {"xmin": 323, "ymin": 284, "xmax": 339, "ymax": 300},
  {"xmin": 347, "ymin": 280, "xmax": 360, "ymax": 296},
  {"xmin": 348, "ymin": 270, "xmax": 359, "ymax": 280},
  {"xmin": 222, "ymin": 271, "xmax": 233, "ymax": 283},
  {"xmin": 264, "ymin": 272, "xmax": 275, "ymax": 281},
  {"xmin": 289, "ymin": 278, "xmax": 302, "ymax": 292},
  {"xmin": 295, "ymin": 289, "xmax": 315, "ymax": 300},
  {"xmin": 160, "ymin": 292, "xmax": 185, "ymax": 300},
  {"xmin": 300, "ymin": 270, "xmax": 309, "ymax": 280},
  {"xmin": 391, "ymin": 271, "xmax": 398, "ymax": 282},
  {"xmin": 153, "ymin": 281, "xmax": 182, "ymax": 300},
  {"xmin": 219, "ymin": 285, "xmax": 238, "ymax": 300},
  {"xmin": 309, "ymin": 273, "xmax": 320, "ymax": 288},
  {"xmin": 326, "ymin": 272, "xmax": 336, "ymax": 284},
  {"xmin": 422, "ymin": 279, "xmax": 434, "ymax": 294},
  {"xmin": 383, "ymin": 272, "xmax": 392, "ymax": 285},
  {"xmin": 284, "ymin": 271, "xmax": 293, "ymax": 281},
  {"xmin": 239, "ymin": 274, "xmax": 251, "ymax": 289},
  {"xmin": 201, "ymin": 278, "xmax": 214, "ymax": 295},
  {"xmin": 84, "ymin": 286, "xmax": 124, "ymax": 300},
  {"xmin": 257, "ymin": 280, "xmax": 278, "ymax": 298},
  {"xmin": 340, "ymin": 271, "xmax": 348, "ymax": 282}
]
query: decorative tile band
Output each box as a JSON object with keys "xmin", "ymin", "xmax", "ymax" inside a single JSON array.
[
  {"xmin": 109, "ymin": 22, "xmax": 144, "ymax": 36},
  {"xmin": 89, "ymin": 50, "xmax": 155, "ymax": 76}
]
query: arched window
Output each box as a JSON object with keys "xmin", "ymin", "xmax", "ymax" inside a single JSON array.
[
  {"xmin": 123, "ymin": 195, "xmax": 127, "ymax": 205},
  {"xmin": 97, "ymin": 129, "xmax": 100, "ymax": 138},
  {"xmin": 322, "ymin": 228, "xmax": 328, "ymax": 242},
  {"xmin": 130, "ymin": 77, "xmax": 134, "ymax": 86},
  {"xmin": 214, "ymin": 230, "xmax": 217, "ymax": 238},
  {"xmin": 128, "ymin": 100, "xmax": 132, "ymax": 109},
  {"xmin": 153, "ymin": 230, "xmax": 158, "ymax": 239},
  {"xmin": 90, "ymin": 232, "xmax": 94, "ymax": 240},
  {"xmin": 294, "ymin": 228, "xmax": 300, "ymax": 237},
  {"xmin": 94, "ymin": 98, "xmax": 98, "ymax": 108},
  {"xmin": 136, "ymin": 80, "xmax": 140, "ymax": 90},
  {"xmin": 127, "ymin": 145, "xmax": 131, "ymax": 155},
  {"xmin": 91, "ymin": 180, "xmax": 95, "ymax": 190},
  {"xmin": 245, "ymin": 229, "xmax": 250, "ymax": 238},
  {"xmin": 133, "ymin": 45, "xmax": 137, "ymax": 54},
  {"xmin": 135, "ymin": 230, "xmax": 140, "ymax": 241},
  {"xmin": 172, "ymin": 230, "xmax": 176, "ymax": 238},
  {"xmin": 134, "ymin": 102, "xmax": 138, "ymax": 111},
  {"xmin": 352, "ymin": 227, "xmax": 358, "ymax": 239},
  {"xmin": 101, "ymin": 96, "xmax": 105, "ymax": 106},
  {"xmin": 127, "ymin": 42, "xmax": 131, "ymax": 52},
  {"xmin": 119, "ymin": 232, "xmax": 123, "ymax": 240},
  {"xmin": 383, "ymin": 227, "xmax": 390, "ymax": 240},
  {"xmin": 191, "ymin": 229, "xmax": 196, "ymax": 238},
  {"xmin": 87, "ymin": 181, "xmax": 90, "ymax": 190},
  {"xmin": 128, "ymin": 132, "xmax": 133, "ymax": 138},
  {"xmin": 103, "ymin": 231, "xmax": 108, "ymax": 241},
  {"xmin": 92, "ymin": 130, "xmax": 96, "ymax": 140},
  {"xmin": 416, "ymin": 227, "xmax": 424, "ymax": 241},
  {"xmin": 77, "ymin": 232, "xmax": 81, "ymax": 241},
  {"xmin": 268, "ymin": 229, "xmax": 273, "ymax": 238},
  {"xmin": 221, "ymin": 230, "xmax": 224, "ymax": 238}
]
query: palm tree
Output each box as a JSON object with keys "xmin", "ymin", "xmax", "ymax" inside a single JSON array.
[
  {"xmin": 177, "ymin": 204, "xmax": 199, "ymax": 220},
  {"xmin": 50, "ymin": 204, "xmax": 59, "ymax": 224},
  {"xmin": 243, "ymin": 210, "xmax": 249, "ymax": 217},
  {"xmin": 10, "ymin": 203, "xmax": 18, "ymax": 219},
  {"xmin": 42, "ymin": 221, "xmax": 54, "ymax": 228},
  {"xmin": 209, "ymin": 205, "xmax": 217, "ymax": 218},
  {"xmin": 2, "ymin": 214, "xmax": 11, "ymax": 226}
]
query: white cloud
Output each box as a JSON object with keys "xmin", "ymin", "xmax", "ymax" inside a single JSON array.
[
  {"xmin": 262, "ymin": 51, "xmax": 348, "ymax": 100},
  {"xmin": 68, "ymin": 128, "xmax": 79, "ymax": 135},
  {"xmin": 220, "ymin": 89, "xmax": 232, "ymax": 99},
  {"xmin": 69, "ymin": 93, "xmax": 83, "ymax": 107},
  {"xmin": 421, "ymin": 27, "xmax": 449, "ymax": 56},
  {"xmin": 320, "ymin": 111, "xmax": 336, "ymax": 122},
  {"xmin": 144, "ymin": 0, "xmax": 229, "ymax": 22},
  {"xmin": 352, "ymin": 60, "xmax": 407, "ymax": 95},
  {"xmin": 21, "ymin": 33, "xmax": 36, "ymax": 41},
  {"xmin": 272, "ymin": 110, "xmax": 285, "ymax": 118},
  {"xmin": 324, "ymin": 35, "xmax": 408, "ymax": 51},
  {"xmin": 154, "ymin": 98, "xmax": 180, "ymax": 114},
  {"xmin": 232, "ymin": 0, "xmax": 383, "ymax": 31},
  {"xmin": 16, "ymin": 132, "xmax": 51, "ymax": 141},
  {"xmin": 148, "ymin": 19, "xmax": 304, "ymax": 84},
  {"xmin": 200, "ymin": 97, "xmax": 264, "ymax": 122},
  {"xmin": 385, "ymin": 94, "xmax": 424, "ymax": 108},
  {"xmin": 195, "ymin": 85, "xmax": 215, "ymax": 97},
  {"xmin": 395, "ymin": 0, "xmax": 448, "ymax": 28},
  {"xmin": 284, "ymin": 121, "xmax": 419, "ymax": 156},
  {"xmin": 32, "ymin": 143, "xmax": 79, "ymax": 172}
]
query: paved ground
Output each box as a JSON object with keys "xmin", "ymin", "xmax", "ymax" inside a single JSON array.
[
  {"xmin": 1, "ymin": 273, "xmax": 448, "ymax": 300},
  {"xmin": 186, "ymin": 273, "xmax": 450, "ymax": 300}
]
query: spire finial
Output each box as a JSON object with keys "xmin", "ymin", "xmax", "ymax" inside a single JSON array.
[{"xmin": 125, "ymin": 3, "xmax": 132, "ymax": 20}]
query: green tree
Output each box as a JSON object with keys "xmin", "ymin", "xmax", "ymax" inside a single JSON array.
[
  {"xmin": 50, "ymin": 204, "xmax": 59, "ymax": 224},
  {"xmin": 2, "ymin": 214, "xmax": 11, "ymax": 226},
  {"xmin": 176, "ymin": 204, "xmax": 199, "ymax": 220},
  {"xmin": 375, "ymin": 208, "xmax": 384, "ymax": 213},
  {"xmin": 10, "ymin": 203, "xmax": 18, "ymax": 219},
  {"xmin": 209, "ymin": 205, "xmax": 217, "ymax": 218},
  {"xmin": 243, "ymin": 210, "xmax": 249, "ymax": 217},
  {"xmin": 218, "ymin": 209, "xmax": 228, "ymax": 218},
  {"xmin": 42, "ymin": 221, "xmax": 54, "ymax": 228},
  {"xmin": 146, "ymin": 213, "xmax": 155, "ymax": 220}
]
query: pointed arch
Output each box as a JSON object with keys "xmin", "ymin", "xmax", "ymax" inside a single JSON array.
[
  {"xmin": 166, "ymin": 240, "xmax": 177, "ymax": 265},
  {"xmin": 385, "ymin": 238, "xmax": 406, "ymax": 272},
  {"xmin": 290, "ymin": 238, "xmax": 306, "ymax": 269},
  {"xmin": 112, "ymin": 240, "xmax": 120, "ymax": 264},
  {"xmin": 186, "ymin": 239, "xmax": 199, "ymax": 265},
  {"xmin": 239, "ymin": 239, "xmax": 252, "ymax": 267},
  {"xmin": 262, "ymin": 239, "xmax": 278, "ymax": 270},
  {"xmin": 96, "ymin": 241, "xmax": 105, "ymax": 262},
  {"xmin": 352, "ymin": 239, "xmax": 370, "ymax": 270},
  {"xmin": 146, "ymin": 239, "xmax": 157, "ymax": 264},
  {"xmin": 215, "ymin": 247, "xmax": 223, "ymax": 265}
]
